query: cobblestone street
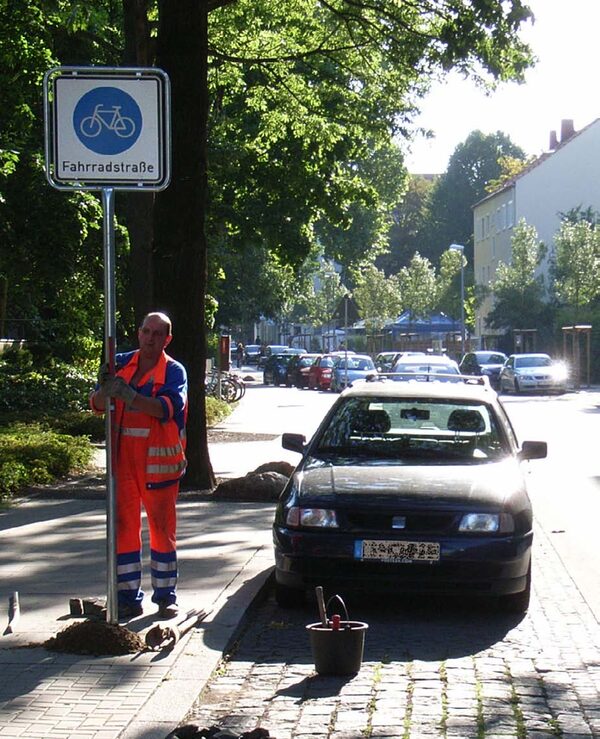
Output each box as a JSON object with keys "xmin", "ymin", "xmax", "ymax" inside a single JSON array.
[{"xmin": 185, "ymin": 523, "xmax": 600, "ymax": 738}]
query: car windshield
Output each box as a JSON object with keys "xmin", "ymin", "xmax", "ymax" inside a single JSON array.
[
  {"xmin": 315, "ymin": 396, "xmax": 507, "ymax": 463},
  {"xmin": 479, "ymin": 353, "xmax": 506, "ymax": 364},
  {"xmin": 515, "ymin": 355, "xmax": 551, "ymax": 368},
  {"xmin": 336, "ymin": 357, "xmax": 375, "ymax": 371},
  {"xmin": 394, "ymin": 362, "xmax": 459, "ymax": 375}
]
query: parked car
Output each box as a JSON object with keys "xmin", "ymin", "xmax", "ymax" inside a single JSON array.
[
  {"xmin": 330, "ymin": 354, "xmax": 376, "ymax": 392},
  {"xmin": 286, "ymin": 353, "xmax": 320, "ymax": 388},
  {"xmin": 263, "ymin": 353, "xmax": 292, "ymax": 386},
  {"xmin": 307, "ymin": 354, "xmax": 339, "ymax": 391},
  {"xmin": 258, "ymin": 344, "xmax": 289, "ymax": 368},
  {"xmin": 459, "ymin": 350, "xmax": 508, "ymax": 388},
  {"xmin": 499, "ymin": 353, "xmax": 568, "ymax": 394},
  {"xmin": 273, "ymin": 376, "xmax": 547, "ymax": 612},
  {"xmin": 390, "ymin": 354, "xmax": 461, "ymax": 381},
  {"xmin": 244, "ymin": 344, "xmax": 262, "ymax": 365}
]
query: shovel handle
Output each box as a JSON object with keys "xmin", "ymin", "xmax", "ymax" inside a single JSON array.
[{"xmin": 315, "ymin": 586, "xmax": 327, "ymax": 626}]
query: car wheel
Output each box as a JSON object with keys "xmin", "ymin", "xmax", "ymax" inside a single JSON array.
[
  {"xmin": 500, "ymin": 563, "xmax": 531, "ymax": 614},
  {"xmin": 514, "ymin": 378, "xmax": 521, "ymax": 394},
  {"xmin": 275, "ymin": 581, "xmax": 305, "ymax": 609}
]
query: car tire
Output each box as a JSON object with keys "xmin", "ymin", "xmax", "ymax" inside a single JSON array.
[
  {"xmin": 514, "ymin": 378, "xmax": 521, "ymax": 394},
  {"xmin": 275, "ymin": 581, "xmax": 305, "ymax": 609},
  {"xmin": 500, "ymin": 564, "xmax": 531, "ymax": 614}
]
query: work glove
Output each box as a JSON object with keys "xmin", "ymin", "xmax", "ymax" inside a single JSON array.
[
  {"xmin": 102, "ymin": 376, "xmax": 137, "ymax": 406},
  {"xmin": 96, "ymin": 362, "xmax": 115, "ymax": 399}
]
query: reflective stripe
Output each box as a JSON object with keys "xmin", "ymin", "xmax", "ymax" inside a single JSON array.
[
  {"xmin": 148, "ymin": 444, "xmax": 181, "ymax": 457},
  {"xmin": 120, "ymin": 427, "xmax": 150, "ymax": 438},
  {"xmin": 152, "ymin": 560, "xmax": 176, "ymax": 572},
  {"xmin": 118, "ymin": 580, "xmax": 140, "ymax": 591},
  {"xmin": 152, "ymin": 574, "xmax": 177, "ymax": 588},
  {"xmin": 146, "ymin": 461, "xmax": 187, "ymax": 475}
]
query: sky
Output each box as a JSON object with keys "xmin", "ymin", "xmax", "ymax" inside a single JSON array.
[{"xmin": 403, "ymin": 0, "xmax": 600, "ymax": 174}]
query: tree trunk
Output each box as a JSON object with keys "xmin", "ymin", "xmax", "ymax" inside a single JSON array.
[
  {"xmin": 153, "ymin": 0, "xmax": 215, "ymax": 490},
  {"xmin": 121, "ymin": 0, "xmax": 155, "ymax": 329}
]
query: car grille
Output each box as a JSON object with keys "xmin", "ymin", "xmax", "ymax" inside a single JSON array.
[{"xmin": 345, "ymin": 510, "xmax": 456, "ymax": 534}]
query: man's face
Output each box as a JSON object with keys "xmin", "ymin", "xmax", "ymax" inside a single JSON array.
[{"xmin": 138, "ymin": 316, "xmax": 172, "ymax": 362}]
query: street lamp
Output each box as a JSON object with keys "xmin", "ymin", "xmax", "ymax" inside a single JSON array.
[{"xmin": 449, "ymin": 244, "xmax": 465, "ymax": 356}]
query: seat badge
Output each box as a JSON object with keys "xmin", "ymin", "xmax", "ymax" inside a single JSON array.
[{"xmin": 392, "ymin": 516, "xmax": 406, "ymax": 530}]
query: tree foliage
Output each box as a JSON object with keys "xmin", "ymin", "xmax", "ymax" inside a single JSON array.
[
  {"xmin": 398, "ymin": 253, "xmax": 439, "ymax": 319},
  {"xmin": 351, "ymin": 263, "xmax": 402, "ymax": 335},
  {"xmin": 552, "ymin": 219, "xmax": 600, "ymax": 322},
  {"xmin": 423, "ymin": 130, "xmax": 525, "ymax": 266},
  {"xmin": 486, "ymin": 219, "xmax": 547, "ymax": 331}
]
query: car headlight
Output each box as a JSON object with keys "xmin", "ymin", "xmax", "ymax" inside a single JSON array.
[
  {"xmin": 458, "ymin": 512, "xmax": 515, "ymax": 533},
  {"xmin": 286, "ymin": 507, "xmax": 339, "ymax": 528},
  {"xmin": 550, "ymin": 363, "xmax": 568, "ymax": 381}
]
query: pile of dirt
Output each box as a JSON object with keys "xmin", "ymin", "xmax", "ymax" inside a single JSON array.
[{"xmin": 44, "ymin": 620, "xmax": 145, "ymax": 655}]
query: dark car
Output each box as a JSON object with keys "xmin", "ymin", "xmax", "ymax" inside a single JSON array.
[
  {"xmin": 258, "ymin": 344, "xmax": 289, "ymax": 368},
  {"xmin": 263, "ymin": 353, "xmax": 292, "ymax": 386},
  {"xmin": 459, "ymin": 350, "xmax": 508, "ymax": 389},
  {"xmin": 286, "ymin": 353, "xmax": 320, "ymax": 388},
  {"xmin": 273, "ymin": 377, "xmax": 546, "ymax": 612},
  {"xmin": 244, "ymin": 344, "xmax": 262, "ymax": 365}
]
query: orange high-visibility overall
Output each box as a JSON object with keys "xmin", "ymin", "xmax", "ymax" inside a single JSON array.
[{"xmin": 92, "ymin": 349, "xmax": 187, "ymax": 608}]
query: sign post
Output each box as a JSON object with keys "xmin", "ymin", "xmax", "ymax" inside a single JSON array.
[{"xmin": 44, "ymin": 67, "xmax": 171, "ymax": 623}]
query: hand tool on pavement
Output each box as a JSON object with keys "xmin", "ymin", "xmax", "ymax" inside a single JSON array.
[{"xmin": 145, "ymin": 607, "xmax": 210, "ymax": 651}]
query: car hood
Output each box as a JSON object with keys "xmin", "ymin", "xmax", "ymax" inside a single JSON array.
[{"xmin": 292, "ymin": 456, "xmax": 526, "ymax": 507}]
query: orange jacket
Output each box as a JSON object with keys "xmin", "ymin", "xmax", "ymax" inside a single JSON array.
[{"xmin": 92, "ymin": 350, "xmax": 188, "ymax": 489}]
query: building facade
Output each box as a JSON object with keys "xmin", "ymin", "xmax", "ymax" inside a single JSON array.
[{"xmin": 473, "ymin": 118, "xmax": 600, "ymax": 346}]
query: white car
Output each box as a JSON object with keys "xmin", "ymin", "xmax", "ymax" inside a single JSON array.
[{"xmin": 499, "ymin": 353, "xmax": 568, "ymax": 394}]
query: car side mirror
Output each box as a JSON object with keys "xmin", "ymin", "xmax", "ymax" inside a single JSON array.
[
  {"xmin": 518, "ymin": 440, "xmax": 547, "ymax": 461},
  {"xmin": 282, "ymin": 432, "xmax": 306, "ymax": 454}
]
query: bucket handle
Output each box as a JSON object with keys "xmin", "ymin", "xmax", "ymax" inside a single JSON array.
[{"xmin": 325, "ymin": 594, "xmax": 350, "ymax": 622}]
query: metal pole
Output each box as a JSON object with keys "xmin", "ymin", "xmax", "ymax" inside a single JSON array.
[
  {"xmin": 102, "ymin": 188, "xmax": 118, "ymax": 625},
  {"xmin": 460, "ymin": 261, "xmax": 465, "ymax": 355},
  {"xmin": 344, "ymin": 296, "xmax": 349, "ymax": 388}
]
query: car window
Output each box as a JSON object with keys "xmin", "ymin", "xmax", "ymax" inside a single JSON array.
[{"xmin": 316, "ymin": 396, "xmax": 507, "ymax": 463}]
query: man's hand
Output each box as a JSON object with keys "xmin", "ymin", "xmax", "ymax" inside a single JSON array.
[
  {"xmin": 103, "ymin": 377, "xmax": 137, "ymax": 406},
  {"xmin": 98, "ymin": 362, "xmax": 113, "ymax": 386}
]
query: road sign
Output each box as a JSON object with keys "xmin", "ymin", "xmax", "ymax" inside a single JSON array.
[{"xmin": 44, "ymin": 67, "xmax": 170, "ymax": 191}]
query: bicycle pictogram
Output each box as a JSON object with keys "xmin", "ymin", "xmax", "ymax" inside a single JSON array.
[{"xmin": 79, "ymin": 104, "xmax": 137, "ymax": 139}]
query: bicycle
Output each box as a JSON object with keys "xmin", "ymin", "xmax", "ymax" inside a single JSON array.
[{"xmin": 79, "ymin": 104, "xmax": 136, "ymax": 139}]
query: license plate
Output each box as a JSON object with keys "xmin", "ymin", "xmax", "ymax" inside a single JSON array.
[{"xmin": 356, "ymin": 539, "xmax": 440, "ymax": 562}]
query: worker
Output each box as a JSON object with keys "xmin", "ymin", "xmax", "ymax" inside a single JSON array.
[{"xmin": 90, "ymin": 312, "xmax": 188, "ymax": 621}]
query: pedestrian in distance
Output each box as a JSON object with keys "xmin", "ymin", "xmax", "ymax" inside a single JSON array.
[
  {"xmin": 236, "ymin": 341, "xmax": 244, "ymax": 368},
  {"xmin": 90, "ymin": 312, "xmax": 188, "ymax": 622}
]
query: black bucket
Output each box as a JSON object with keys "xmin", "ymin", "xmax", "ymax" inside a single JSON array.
[{"xmin": 306, "ymin": 595, "xmax": 368, "ymax": 676}]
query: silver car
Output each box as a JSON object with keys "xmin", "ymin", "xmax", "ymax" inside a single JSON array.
[{"xmin": 499, "ymin": 353, "xmax": 568, "ymax": 394}]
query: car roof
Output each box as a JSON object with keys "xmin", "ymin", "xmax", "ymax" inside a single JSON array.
[
  {"xmin": 341, "ymin": 377, "xmax": 496, "ymax": 403},
  {"xmin": 394, "ymin": 354, "xmax": 457, "ymax": 365}
]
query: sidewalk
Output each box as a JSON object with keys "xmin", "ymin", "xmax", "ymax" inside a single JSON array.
[{"xmin": 0, "ymin": 375, "xmax": 291, "ymax": 739}]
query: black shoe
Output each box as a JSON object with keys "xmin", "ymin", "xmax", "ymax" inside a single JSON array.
[
  {"xmin": 157, "ymin": 600, "xmax": 179, "ymax": 619},
  {"xmin": 118, "ymin": 602, "xmax": 143, "ymax": 621}
]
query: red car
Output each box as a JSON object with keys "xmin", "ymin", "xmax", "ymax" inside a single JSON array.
[{"xmin": 307, "ymin": 354, "xmax": 338, "ymax": 390}]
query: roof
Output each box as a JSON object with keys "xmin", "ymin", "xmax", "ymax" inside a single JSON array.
[
  {"xmin": 474, "ymin": 117, "xmax": 600, "ymax": 208},
  {"xmin": 342, "ymin": 377, "xmax": 495, "ymax": 403}
]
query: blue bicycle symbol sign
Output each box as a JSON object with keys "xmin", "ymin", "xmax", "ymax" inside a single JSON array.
[{"xmin": 73, "ymin": 87, "xmax": 142, "ymax": 155}]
